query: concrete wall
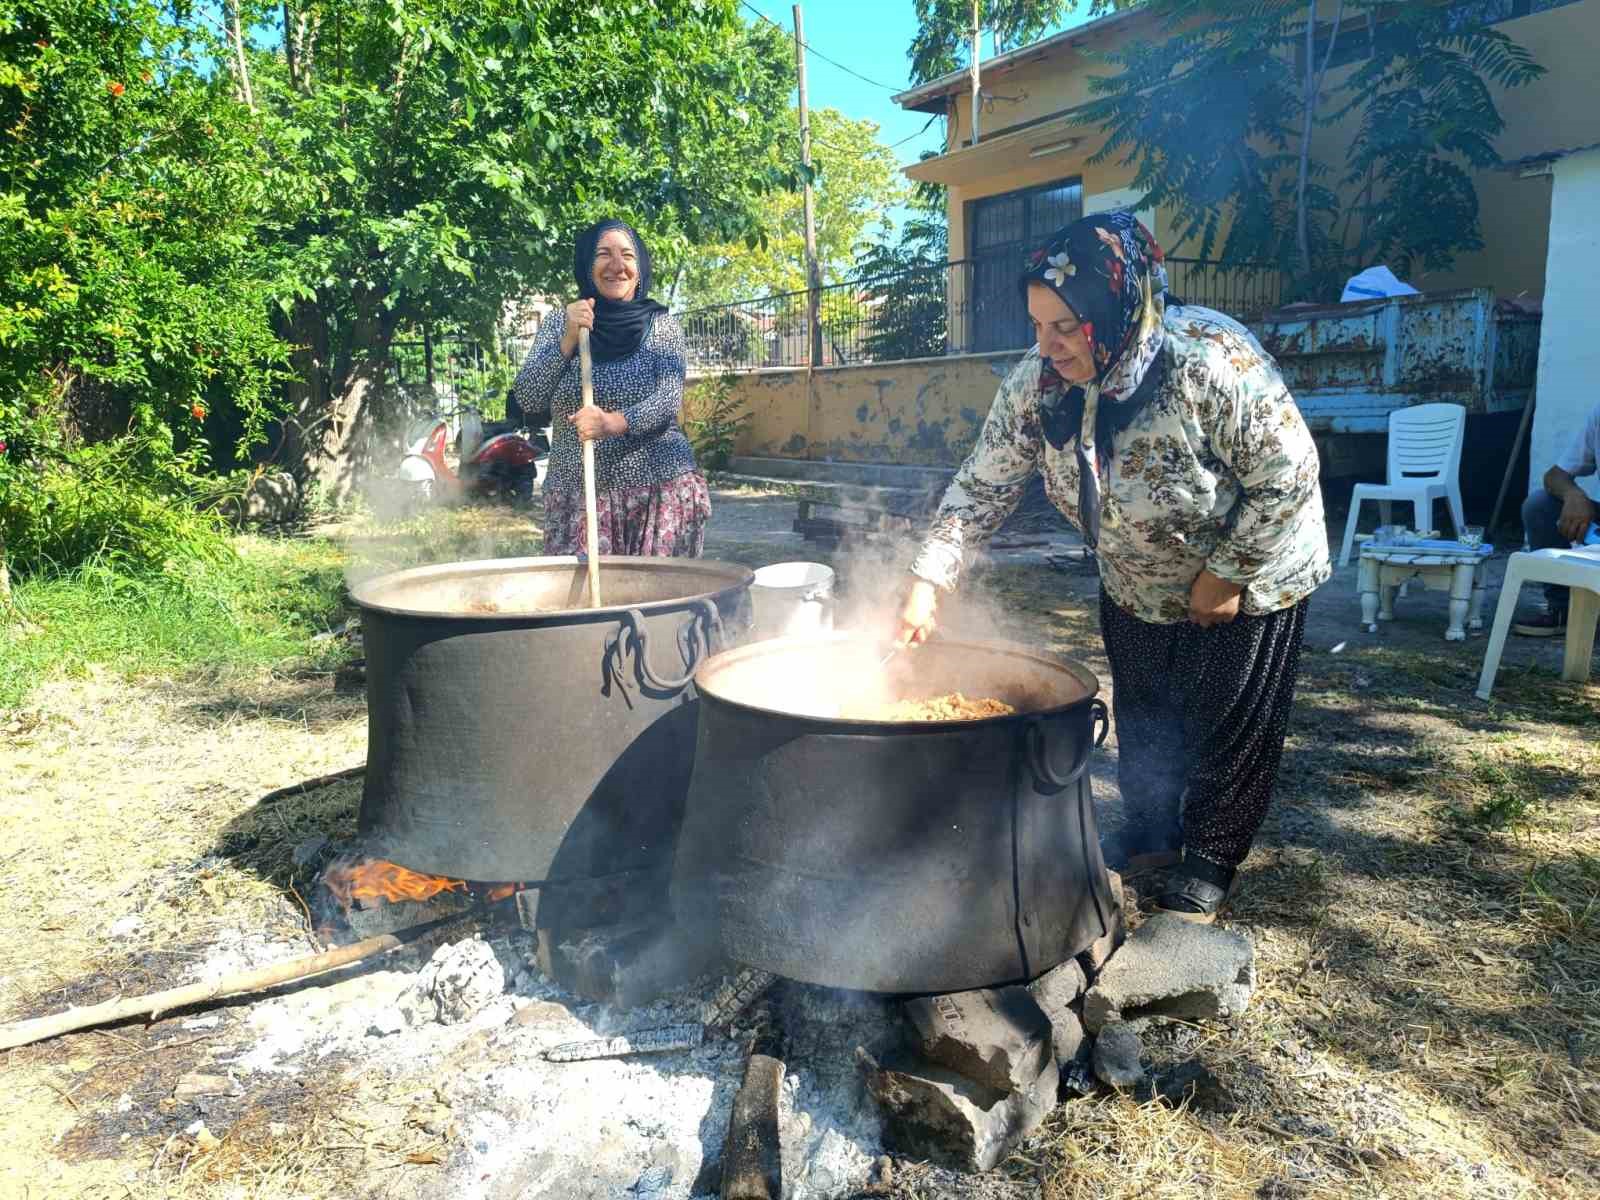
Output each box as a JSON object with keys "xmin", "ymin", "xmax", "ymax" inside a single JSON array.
[
  {"xmin": 1529, "ymin": 147, "xmax": 1600, "ymax": 502},
  {"xmin": 918, "ymin": 1, "xmax": 1600, "ymax": 302},
  {"xmin": 696, "ymin": 352, "xmax": 1023, "ymax": 468}
]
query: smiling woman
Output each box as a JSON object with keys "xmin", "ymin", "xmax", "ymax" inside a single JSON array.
[
  {"xmin": 513, "ymin": 219, "xmax": 711, "ymax": 558},
  {"xmin": 897, "ymin": 211, "xmax": 1332, "ymax": 924}
]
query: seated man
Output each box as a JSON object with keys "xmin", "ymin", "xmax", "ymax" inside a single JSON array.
[{"xmin": 1516, "ymin": 399, "xmax": 1600, "ymax": 636}]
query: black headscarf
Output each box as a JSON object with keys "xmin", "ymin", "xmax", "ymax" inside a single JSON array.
[
  {"xmin": 1019, "ymin": 212, "xmax": 1170, "ymax": 454},
  {"xmin": 573, "ymin": 218, "xmax": 668, "ymax": 363}
]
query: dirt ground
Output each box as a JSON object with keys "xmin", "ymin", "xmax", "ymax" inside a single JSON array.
[{"xmin": 1, "ymin": 484, "xmax": 1597, "ymax": 1199}]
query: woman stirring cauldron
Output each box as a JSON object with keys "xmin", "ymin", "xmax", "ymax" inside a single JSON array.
[
  {"xmin": 898, "ymin": 213, "xmax": 1330, "ymax": 922},
  {"xmin": 514, "ymin": 218, "xmax": 711, "ymax": 557}
]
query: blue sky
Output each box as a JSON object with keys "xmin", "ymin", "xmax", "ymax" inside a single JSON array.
[{"xmin": 737, "ymin": 1, "xmax": 1097, "ymax": 195}]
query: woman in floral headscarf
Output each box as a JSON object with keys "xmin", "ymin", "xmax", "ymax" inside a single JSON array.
[{"xmin": 897, "ymin": 212, "xmax": 1330, "ymax": 922}]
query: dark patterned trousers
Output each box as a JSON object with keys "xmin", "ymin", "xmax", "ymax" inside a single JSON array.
[{"xmin": 1099, "ymin": 588, "xmax": 1310, "ymax": 872}]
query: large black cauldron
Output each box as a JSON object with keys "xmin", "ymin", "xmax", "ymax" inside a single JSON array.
[
  {"xmin": 673, "ymin": 634, "xmax": 1114, "ymax": 993},
  {"xmin": 352, "ymin": 556, "xmax": 752, "ymax": 930}
]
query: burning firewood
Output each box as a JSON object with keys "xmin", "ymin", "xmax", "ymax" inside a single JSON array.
[
  {"xmin": 536, "ymin": 968, "xmax": 775, "ymax": 1065},
  {"xmin": 540, "ymin": 1023, "xmax": 705, "ymax": 1063},
  {"xmin": 702, "ymin": 968, "xmax": 776, "ymax": 1030}
]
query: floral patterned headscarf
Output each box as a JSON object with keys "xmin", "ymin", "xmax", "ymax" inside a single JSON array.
[
  {"xmin": 1022, "ymin": 212, "xmax": 1169, "ymax": 445},
  {"xmin": 1021, "ymin": 212, "xmax": 1169, "ymax": 549}
]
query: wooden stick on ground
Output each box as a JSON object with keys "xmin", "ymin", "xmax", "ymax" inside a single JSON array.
[
  {"xmin": 578, "ymin": 326, "xmax": 603, "ymax": 609},
  {"xmin": 721, "ymin": 1027, "xmax": 785, "ymax": 1200},
  {"xmin": 0, "ymin": 910, "xmax": 477, "ymax": 1053}
]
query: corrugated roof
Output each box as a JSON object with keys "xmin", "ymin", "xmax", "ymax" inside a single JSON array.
[{"xmin": 1500, "ymin": 141, "xmax": 1600, "ymax": 170}]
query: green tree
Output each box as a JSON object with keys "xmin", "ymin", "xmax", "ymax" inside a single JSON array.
[
  {"xmin": 1081, "ymin": 1, "xmax": 1544, "ymax": 296},
  {"xmin": 909, "ymin": 0, "xmax": 1132, "ymax": 85},
  {"xmin": 252, "ymin": 0, "xmax": 795, "ymax": 496},
  {"xmin": 672, "ymin": 107, "xmax": 909, "ymax": 307},
  {"xmin": 0, "ymin": 0, "xmax": 287, "ymax": 580},
  {"xmin": 851, "ymin": 174, "xmax": 951, "ymax": 361}
]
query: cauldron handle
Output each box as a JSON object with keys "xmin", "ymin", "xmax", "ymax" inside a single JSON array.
[
  {"xmin": 1026, "ymin": 698, "xmax": 1110, "ymax": 792},
  {"xmin": 610, "ymin": 601, "xmax": 720, "ymax": 693}
]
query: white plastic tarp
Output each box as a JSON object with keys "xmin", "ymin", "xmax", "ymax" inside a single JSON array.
[{"xmin": 1341, "ymin": 265, "xmax": 1419, "ymax": 303}]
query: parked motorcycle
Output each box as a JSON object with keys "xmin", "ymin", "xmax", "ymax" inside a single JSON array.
[{"xmin": 398, "ymin": 392, "xmax": 548, "ymax": 505}]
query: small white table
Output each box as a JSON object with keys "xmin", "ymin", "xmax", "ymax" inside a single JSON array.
[{"xmin": 1357, "ymin": 543, "xmax": 1489, "ymax": 641}]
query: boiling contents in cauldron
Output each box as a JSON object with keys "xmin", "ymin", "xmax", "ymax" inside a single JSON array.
[{"xmin": 846, "ymin": 692, "xmax": 1015, "ymax": 722}]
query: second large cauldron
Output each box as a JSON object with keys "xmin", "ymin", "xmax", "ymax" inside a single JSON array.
[{"xmin": 673, "ymin": 634, "xmax": 1116, "ymax": 993}]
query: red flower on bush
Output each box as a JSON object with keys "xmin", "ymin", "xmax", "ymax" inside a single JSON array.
[
  {"xmin": 107, "ymin": 81, "xmax": 125, "ymax": 97},
  {"xmin": 191, "ymin": 405, "xmax": 206, "ymax": 422},
  {"xmin": 0, "ymin": 440, "xmax": 8, "ymax": 455}
]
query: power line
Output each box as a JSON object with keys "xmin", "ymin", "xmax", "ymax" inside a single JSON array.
[
  {"xmin": 738, "ymin": 0, "xmax": 908, "ymax": 92},
  {"xmin": 811, "ymin": 112, "xmax": 942, "ymax": 158}
]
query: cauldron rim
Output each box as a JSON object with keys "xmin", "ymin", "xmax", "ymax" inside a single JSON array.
[
  {"xmin": 693, "ymin": 632, "xmax": 1100, "ymax": 730},
  {"xmin": 349, "ymin": 554, "xmax": 755, "ymax": 622}
]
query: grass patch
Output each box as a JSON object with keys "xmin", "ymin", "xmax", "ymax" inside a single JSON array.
[
  {"xmin": 1436, "ymin": 736, "xmax": 1600, "ymax": 831},
  {"xmin": 0, "ymin": 533, "xmax": 352, "ymax": 709}
]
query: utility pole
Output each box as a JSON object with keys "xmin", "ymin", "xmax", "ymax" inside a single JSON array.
[
  {"xmin": 970, "ymin": 0, "xmax": 982, "ymax": 145},
  {"xmin": 793, "ymin": 4, "xmax": 823, "ymax": 369}
]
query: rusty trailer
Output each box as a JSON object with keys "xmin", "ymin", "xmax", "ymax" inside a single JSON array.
[{"xmin": 1256, "ymin": 287, "xmax": 1541, "ymax": 485}]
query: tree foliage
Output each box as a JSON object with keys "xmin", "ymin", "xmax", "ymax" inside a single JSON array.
[
  {"xmin": 673, "ymin": 108, "xmax": 908, "ymax": 307},
  {"xmin": 251, "ymin": 0, "xmax": 796, "ymax": 494},
  {"xmin": 0, "ymin": 1, "xmax": 287, "ymax": 474},
  {"xmin": 1, "ymin": 0, "xmax": 801, "ymax": 581},
  {"xmin": 851, "ymin": 173, "xmax": 952, "ymax": 361},
  {"xmin": 909, "ymin": 0, "xmax": 1133, "ymax": 85},
  {"xmin": 1081, "ymin": 0, "xmax": 1544, "ymax": 296},
  {"xmin": 0, "ymin": 0, "xmax": 289, "ymax": 581}
]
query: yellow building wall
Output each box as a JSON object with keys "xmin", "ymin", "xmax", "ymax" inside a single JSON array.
[
  {"xmin": 931, "ymin": 2, "xmax": 1599, "ymax": 300},
  {"xmin": 693, "ymin": 352, "xmax": 1021, "ymax": 467}
]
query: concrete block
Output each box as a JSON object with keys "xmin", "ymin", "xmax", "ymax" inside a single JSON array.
[
  {"xmin": 901, "ymin": 985, "xmax": 1052, "ymax": 1096},
  {"xmin": 860, "ymin": 1048, "xmax": 1059, "ymax": 1173},
  {"xmin": 1082, "ymin": 913, "xmax": 1255, "ymax": 1033},
  {"xmin": 1027, "ymin": 959, "xmax": 1089, "ymax": 1066}
]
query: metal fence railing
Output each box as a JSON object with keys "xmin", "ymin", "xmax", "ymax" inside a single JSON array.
[
  {"xmin": 386, "ymin": 332, "xmax": 539, "ymax": 420},
  {"xmin": 678, "ymin": 256, "xmax": 1286, "ymax": 373}
]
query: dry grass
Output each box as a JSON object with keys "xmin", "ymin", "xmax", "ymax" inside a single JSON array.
[{"xmin": 3, "ymin": 499, "xmax": 1598, "ymax": 1199}]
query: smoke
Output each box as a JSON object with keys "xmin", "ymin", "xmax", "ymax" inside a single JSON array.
[{"xmin": 757, "ymin": 532, "xmax": 1042, "ymax": 662}]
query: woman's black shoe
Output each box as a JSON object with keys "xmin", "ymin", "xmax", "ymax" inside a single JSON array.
[
  {"xmin": 1152, "ymin": 874, "xmax": 1230, "ymax": 923},
  {"xmin": 1152, "ymin": 857, "xmax": 1236, "ymax": 923}
]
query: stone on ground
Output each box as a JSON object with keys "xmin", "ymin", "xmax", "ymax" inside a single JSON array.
[
  {"xmin": 412, "ymin": 936, "xmax": 505, "ymax": 1025},
  {"xmin": 860, "ymin": 1048, "xmax": 1060, "ymax": 1173},
  {"xmin": 1090, "ymin": 1022, "xmax": 1145, "ymax": 1089},
  {"xmin": 901, "ymin": 985, "xmax": 1052, "ymax": 1095},
  {"xmin": 1027, "ymin": 958, "xmax": 1089, "ymax": 1066},
  {"xmin": 1082, "ymin": 912, "xmax": 1254, "ymax": 1033}
]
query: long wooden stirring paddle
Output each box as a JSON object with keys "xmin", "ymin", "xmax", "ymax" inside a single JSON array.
[{"xmin": 577, "ymin": 326, "xmax": 603, "ymax": 608}]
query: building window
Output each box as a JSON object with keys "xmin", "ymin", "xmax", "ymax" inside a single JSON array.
[{"xmin": 966, "ymin": 178, "xmax": 1083, "ymax": 352}]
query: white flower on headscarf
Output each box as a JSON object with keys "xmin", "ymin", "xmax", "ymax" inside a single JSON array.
[{"xmin": 1043, "ymin": 251, "xmax": 1076, "ymax": 287}]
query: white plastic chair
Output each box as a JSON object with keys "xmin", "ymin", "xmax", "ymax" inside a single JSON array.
[
  {"xmin": 1476, "ymin": 547, "xmax": 1600, "ymax": 698},
  {"xmin": 1338, "ymin": 403, "xmax": 1467, "ymax": 566}
]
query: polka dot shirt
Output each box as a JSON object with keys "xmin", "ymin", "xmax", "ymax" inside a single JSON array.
[{"xmin": 513, "ymin": 309, "xmax": 697, "ymax": 496}]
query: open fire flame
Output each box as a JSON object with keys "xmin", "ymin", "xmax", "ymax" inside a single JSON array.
[{"xmin": 321, "ymin": 859, "xmax": 518, "ymax": 907}]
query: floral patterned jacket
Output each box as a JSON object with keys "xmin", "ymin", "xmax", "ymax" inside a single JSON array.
[{"xmin": 911, "ymin": 306, "xmax": 1332, "ymax": 624}]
